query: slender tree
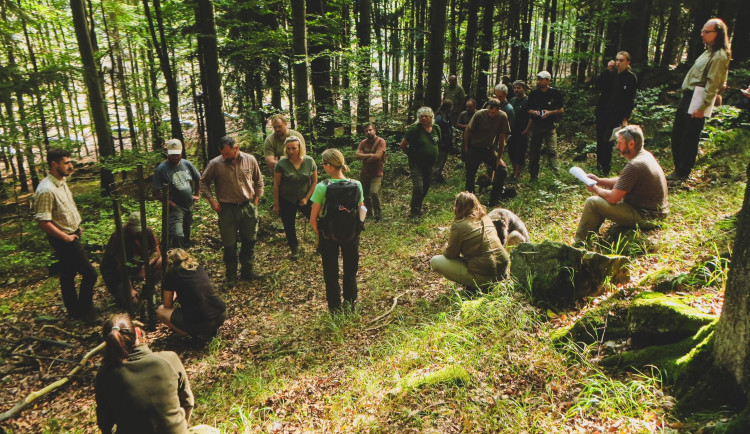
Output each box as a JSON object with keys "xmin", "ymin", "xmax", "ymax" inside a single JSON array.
[
  {"xmin": 356, "ymin": 0, "xmax": 372, "ymax": 128},
  {"xmin": 70, "ymin": 0, "xmax": 115, "ymax": 193},
  {"xmin": 195, "ymin": 0, "xmax": 225, "ymax": 158},
  {"xmin": 291, "ymin": 0, "xmax": 310, "ymax": 131}
]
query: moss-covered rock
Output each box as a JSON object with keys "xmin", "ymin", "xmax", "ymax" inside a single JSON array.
[
  {"xmin": 395, "ymin": 365, "xmax": 470, "ymax": 394},
  {"xmin": 638, "ymin": 268, "xmax": 680, "ymax": 293},
  {"xmin": 510, "ymin": 240, "xmax": 630, "ymax": 307},
  {"xmin": 627, "ymin": 292, "xmax": 717, "ymax": 345},
  {"xmin": 551, "ymin": 297, "xmax": 631, "ymax": 345}
]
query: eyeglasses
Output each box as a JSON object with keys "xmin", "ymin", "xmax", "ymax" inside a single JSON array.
[{"xmin": 701, "ymin": 30, "xmax": 717, "ymax": 34}]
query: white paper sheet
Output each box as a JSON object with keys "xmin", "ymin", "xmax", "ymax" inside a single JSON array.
[
  {"xmin": 569, "ymin": 166, "xmax": 597, "ymax": 186},
  {"xmin": 687, "ymin": 86, "xmax": 715, "ymax": 117}
]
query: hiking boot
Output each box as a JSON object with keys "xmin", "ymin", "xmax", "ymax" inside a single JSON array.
[
  {"xmin": 240, "ymin": 268, "xmax": 262, "ymax": 281},
  {"xmin": 666, "ymin": 171, "xmax": 687, "ymax": 182},
  {"xmin": 289, "ymin": 245, "xmax": 300, "ymax": 260},
  {"xmin": 374, "ymin": 210, "xmax": 382, "ymax": 221}
]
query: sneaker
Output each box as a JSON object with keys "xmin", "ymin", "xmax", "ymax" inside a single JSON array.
[{"xmin": 289, "ymin": 246, "xmax": 300, "ymax": 260}]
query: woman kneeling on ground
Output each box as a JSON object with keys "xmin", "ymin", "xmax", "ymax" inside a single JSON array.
[
  {"xmin": 430, "ymin": 192, "xmax": 510, "ymax": 292},
  {"xmin": 157, "ymin": 248, "xmax": 227, "ymax": 340},
  {"xmin": 95, "ymin": 313, "xmax": 194, "ymax": 433}
]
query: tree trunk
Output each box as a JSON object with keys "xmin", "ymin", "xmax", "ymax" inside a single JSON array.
[
  {"xmin": 18, "ymin": 1, "xmax": 51, "ymax": 151},
  {"xmin": 545, "ymin": 0, "xmax": 557, "ymax": 75},
  {"xmin": 307, "ymin": 0, "xmax": 335, "ymax": 141},
  {"xmin": 461, "ymin": 0, "xmax": 480, "ymax": 96},
  {"xmin": 101, "ymin": 7, "xmax": 125, "ymax": 152},
  {"xmin": 713, "ymin": 160, "xmax": 750, "ymax": 407},
  {"xmin": 143, "ymin": 0, "xmax": 184, "ymax": 146},
  {"xmin": 70, "ymin": 0, "xmax": 115, "ymax": 194},
  {"xmin": 356, "ymin": 0, "xmax": 372, "ymax": 129},
  {"xmin": 425, "ymin": 0, "xmax": 448, "ymax": 110},
  {"xmin": 476, "ymin": 0, "xmax": 493, "ymax": 108},
  {"xmin": 660, "ymin": 1, "xmax": 682, "ymax": 68},
  {"xmin": 732, "ymin": 1, "xmax": 750, "ymax": 62},
  {"xmin": 195, "ymin": 0, "xmax": 226, "ymax": 158},
  {"xmin": 519, "ymin": 0, "xmax": 532, "ymax": 80},
  {"xmin": 291, "ymin": 0, "xmax": 310, "ymax": 132},
  {"xmin": 413, "ymin": 0, "xmax": 426, "ymax": 110},
  {"xmin": 109, "ymin": 11, "xmax": 138, "ymax": 151},
  {"xmin": 687, "ymin": 0, "xmax": 713, "ymax": 64}
]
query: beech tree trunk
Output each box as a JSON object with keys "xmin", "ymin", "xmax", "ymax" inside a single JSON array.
[
  {"xmin": 291, "ymin": 0, "xmax": 310, "ymax": 131},
  {"xmin": 461, "ymin": 0, "xmax": 479, "ymax": 96},
  {"xmin": 713, "ymin": 160, "xmax": 750, "ymax": 404}
]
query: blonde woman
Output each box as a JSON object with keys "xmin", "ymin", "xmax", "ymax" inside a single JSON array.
[
  {"xmin": 430, "ymin": 192, "xmax": 510, "ymax": 292},
  {"xmin": 310, "ymin": 149, "xmax": 364, "ymax": 312},
  {"xmin": 400, "ymin": 106, "xmax": 441, "ymax": 217},
  {"xmin": 273, "ymin": 136, "xmax": 318, "ymax": 259},
  {"xmin": 157, "ymin": 248, "xmax": 226, "ymax": 339}
]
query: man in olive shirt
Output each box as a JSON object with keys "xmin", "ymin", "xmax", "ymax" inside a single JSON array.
[
  {"xmin": 264, "ymin": 114, "xmax": 306, "ymax": 171},
  {"xmin": 463, "ymin": 98, "xmax": 511, "ymax": 206},
  {"xmin": 456, "ymin": 98, "xmax": 477, "ymax": 132},
  {"xmin": 443, "ymin": 74, "xmax": 466, "ymax": 123},
  {"xmin": 200, "ymin": 136, "xmax": 265, "ymax": 284},
  {"xmin": 34, "ymin": 149, "xmax": 98, "ymax": 321},
  {"xmin": 355, "ymin": 123, "xmax": 386, "ymax": 221},
  {"xmin": 574, "ymin": 125, "xmax": 668, "ymax": 244}
]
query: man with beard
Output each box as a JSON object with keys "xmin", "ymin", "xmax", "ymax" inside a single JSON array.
[
  {"xmin": 34, "ymin": 149, "xmax": 98, "ymax": 321},
  {"xmin": 573, "ymin": 125, "xmax": 668, "ymax": 245},
  {"xmin": 264, "ymin": 114, "xmax": 306, "ymax": 171},
  {"xmin": 355, "ymin": 123, "xmax": 386, "ymax": 221}
]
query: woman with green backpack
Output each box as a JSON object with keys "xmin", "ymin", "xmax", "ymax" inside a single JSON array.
[{"xmin": 310, "ymin": 149, "xmax": 365, "ymax": 313}]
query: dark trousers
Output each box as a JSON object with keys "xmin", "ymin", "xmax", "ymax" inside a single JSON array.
[
  {"xmin": 279, "ymin": 197, "xmax": 312, "ymax": 249},
  {"xmin": 319, "ymin": 235, "xmax": 359, "ymax": 311},
  {"xmin": 47, "ymin": 233, "xmax": 97, "ymax": 316},
  {"xmin": 595, "ymin": 107, "xmax": 620, "ymax": 176},
  {"xmin": 169, "ymin": 205, "xmax": 193, "ymax": 248},
  {"xmin": 464, "ymin": 147, "xmax": 507, "ymax": 202},
  {"xmin": 409, "ymin": 162, "xmax": 433, "ymax": 214},
  {"xmin": 507, "ymin": 133, "xmax": 528, "ymax": 168},
  {"xmin": 671, "ymin": 92, "xmax": 706, "ymax": 177}
]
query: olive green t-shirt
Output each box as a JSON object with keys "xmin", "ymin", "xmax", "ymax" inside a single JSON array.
[
  {"xmin": 403, "ymin": 123, "xmax": 440, "ymax": 166},
  {"xmin": 275, "ymin": 155, "xmax": 317, "ymax": 203},
  {"xmin": 467, "ymin": 109, "xmax": 510, "ymax": 149}
]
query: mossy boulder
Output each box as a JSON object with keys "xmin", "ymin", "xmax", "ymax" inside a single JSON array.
[
  {"xmin": 510, "ymin": 241, "xmax": 630, "ymax": 306},
  {"xmin": 393, "ymin": 365, "xmax": 470, "ymax": 396},
  {"xmin": 627, "ymin": 292, "xmax": 717, "ymax": 345},
  {"xmin": 551, "ymin": 296, "xmax": 631, "ymax": 345}
]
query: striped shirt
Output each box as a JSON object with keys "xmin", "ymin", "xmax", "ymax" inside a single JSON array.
[
  {"xmin": 34, "ymin": 174, "xmax": 82, "ymax": 234},
  {"xmin": 200, "ymin": 151, "xmax": 264, "ymax": 204}
]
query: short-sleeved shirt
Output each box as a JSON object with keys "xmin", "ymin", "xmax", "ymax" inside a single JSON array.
[
  {"xmin": 467, "ymin": 109, "xmax": 510, "ymax": 149},
  {"xmin": 510, "ymin": 95, "xmax": 529, "ymax": 131},
  {"xmin": 163, "ymin": 266, "xmax": 226, "ymax": 322},
  {"xmin": 457, "ymin": 110, "xmax": 476, "ymax": 127},
  {"xmin": 443, "ymin": 84, "xmax": 466, "ymax": 107},
  {"xmin": 614, "ymin": 149, "xmax": 669, "ymax": 217},
  {"xmin": 357, "ymin": 136, "xmax": 387, "ymax": 178},
  {"xmin": 263, "ymin": 130, "xmax": 306, "ymax": 159},
  {"xmin": 311, "ymin": 179, "xmax": 364, "ymax": 218},
  {"xmin": 33, "ymin": 174, "xmax": 82, "ymax": 234},
  {"xmin": 200, "ymin": 151, "xmax": 264, "ymax": 204},
  {"xmin": 152, "ymin": 160, "xmax": 201, "ymax": 208},
  {"xmin": 275, "ymin": 155, "xmax": 317, "ymax": 203},
  {"xmin": 527, "ymin": 87, "xmax": 564, "ymax": 130},
  {"xmin": 403, "ymin": 123, "xmax": 440, "ymax": 166}
]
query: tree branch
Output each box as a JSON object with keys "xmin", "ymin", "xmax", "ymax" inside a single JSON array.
[
  {"xmin": 368, "ymin": 292, "xmax": 407, "ymax": 325},
  {"xmin": 0, "ymin": 342, "xmax": 105, "ymax": 423}
]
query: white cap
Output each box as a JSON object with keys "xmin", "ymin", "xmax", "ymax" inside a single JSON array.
[
  {"xmin": 537, "ymin": 71, "xmax": 551, "ymax": 80},
  {"xmin": 166, "ymin": 139, "xmax": 182, "ymax": 155}
]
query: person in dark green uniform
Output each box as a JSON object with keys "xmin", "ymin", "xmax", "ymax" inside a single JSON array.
[{"xmin": 400, "ymin": 106, "xmax": 441, "ymax": 218}]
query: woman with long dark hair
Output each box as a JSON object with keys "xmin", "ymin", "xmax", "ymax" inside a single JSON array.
[
  {"xmin": 669, "ymin": 18, "xmax": 731, "ymax": 181},
  {"xmin": 430, "ymin": 192, "xmax": 510, "ymax": 292},
  {"xmin": 95, "ymin": 313, "xmax": 194, "ymax": 433}
]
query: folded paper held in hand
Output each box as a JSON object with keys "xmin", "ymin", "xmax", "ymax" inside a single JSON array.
[{"xmin": 569, "ymin": 166, "xmax": 597, "ymax": 186}]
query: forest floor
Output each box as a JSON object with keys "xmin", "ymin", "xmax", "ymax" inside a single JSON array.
[{"xmin": 1, "ymin": 104, "xmax": 749, "ymax": 432}]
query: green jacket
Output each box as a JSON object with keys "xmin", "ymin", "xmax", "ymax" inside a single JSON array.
[{"xmin": 445, "ymin": 215, "xmax": 509, "ymax": 279}]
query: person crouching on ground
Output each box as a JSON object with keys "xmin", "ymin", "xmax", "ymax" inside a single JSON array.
[
  {"xmin": 430, "ymin": 192, "xmax": 510, "ymax": 293},
  {"xmin": 273, "ymin": 136, "xmax": 318, "ymax": 259},
  {"xmin": 310, "ymin": 149, "xmax": 365, "ymax": 313},
  {"xmin": 157, "ymin": 248, "xmax": 227, "ymax": 340},
  {"xmin": 95, "ymin": 313, "xmax": 194, "ymax": 434}
]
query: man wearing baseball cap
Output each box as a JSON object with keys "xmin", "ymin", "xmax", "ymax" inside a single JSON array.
[
  {"xmin": 522, "ymin": 71, "xmax": 565, "ymax": 181},
  {"xmin": 152, "ymin": 139, "xmax": 201, "ymax": 248}
]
